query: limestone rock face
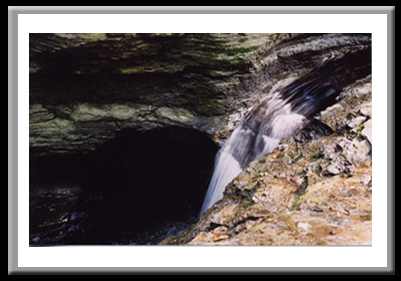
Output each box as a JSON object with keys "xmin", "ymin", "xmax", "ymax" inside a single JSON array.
[
  {"xmin": 30, "ymin": 33, "xmax": 372, "ymax": 246},
  {"xmin": 29, "ymin": 33, "xmax": 371, "ymax": 155},
  {"xmin": 160, "ymin": 77, "xmax": 372, "ymax": 245}
]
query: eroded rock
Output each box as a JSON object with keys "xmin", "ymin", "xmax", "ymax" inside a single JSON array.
[
  {"xmin": 29, "ymin": 33, "xmax": 373, "ymax": 246},
  {"xmin": 160, "ymin": 77, "xmax": 372, "ymax": 246},
  {"xmin": 30, "ymin": 33, "xmax": 371, "ymax": 155}
]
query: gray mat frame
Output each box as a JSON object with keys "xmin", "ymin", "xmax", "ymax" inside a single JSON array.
[{"xmin": 8, "ymin": 6, "xmax": 395, "ymax": 275}]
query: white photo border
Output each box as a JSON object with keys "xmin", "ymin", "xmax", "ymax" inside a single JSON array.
[{"xmin": 9, "ymin": 6, "xmax": 394, "ymax": 274}]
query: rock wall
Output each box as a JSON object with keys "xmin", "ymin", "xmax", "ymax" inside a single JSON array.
[
  {"xmin": 30, "ymin": 33, "xmax": 372, "ymax": 246},
  {"xmin": 160, "ymin": 76, "xmax": 372, "ymax": 245},
  {"xmin": 29, "ymin": 33, "xmax": 371, "ymax": 155}
]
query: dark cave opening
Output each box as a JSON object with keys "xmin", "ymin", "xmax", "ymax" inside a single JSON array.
[{"xmin": 29, "ymin": 126, "xmax": 219, "ymax": 245}]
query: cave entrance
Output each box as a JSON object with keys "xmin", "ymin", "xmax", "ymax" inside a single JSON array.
[{"xmin": 29, "ymin": 126, "xmax": 219, "ymax": 245}]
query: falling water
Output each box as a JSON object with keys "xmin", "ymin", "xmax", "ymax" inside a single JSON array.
[
  {"xmin": 200, "ymin": 47, "xmax": 372, "ymax": 215},
  {"xmin": 200, "ymin": 88, "xmax": 306, "ymax": 215}
]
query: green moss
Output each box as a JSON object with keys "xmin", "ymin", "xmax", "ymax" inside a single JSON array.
[
  {"xmin": 290, "ymin": 200, "xmax": 302, "ymax": 211},
  {"xmin": 194, "ymin": 97, "xmax": 226, "ymax": 116},
  {"xmin": 269, "ymin": 33, "xmax": 281, "ymax": 39},
  {"xmin": 203, "ymin": 50, "xmax": 220, "ymax": 60},
  {"xmin": 225, "ymin": 46, "xmax": 259, "ymax": 56},
  {"xmin": 241, "ymin": 181, "xmax": 261, "ymax": 199},
  {"xmin": 293, "ymin": 152, "xmax": 303, "ymax": 162},
  {"xmin": 310, "ymin": 151, "xmax": 324, "ymax": 161}
]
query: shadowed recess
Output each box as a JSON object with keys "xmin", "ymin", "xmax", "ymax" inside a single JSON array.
[{"xmin": 29, "ymin": 126, "xmax": 219, "ymax": 245}]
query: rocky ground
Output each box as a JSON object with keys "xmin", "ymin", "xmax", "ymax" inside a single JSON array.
[
  {"xmin": 160, "ymin": 76, "xmax": 372, "ymax": 245},
  {"xmin": 29, "ymin": 33, "xmax": 372, "ymax": 246}
]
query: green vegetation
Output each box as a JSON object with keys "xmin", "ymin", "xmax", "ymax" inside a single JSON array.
[
  {"xmin": 203, "ymin": 45, "xmax": 259, "ymax": 60},
  {"xmin": 195, "ymin": 97, "xmax": 226, "ymax": 116},
  {"xmin": 269, "ymin": 33, "xmax": 282, "ymax": 40},
  {"xmin": 225, "ymin": 46, "xmax": 259, "ymax": 56},
  {"xmin": 290, "ymin": 200, "xmax": 302, "ymax": 211}
]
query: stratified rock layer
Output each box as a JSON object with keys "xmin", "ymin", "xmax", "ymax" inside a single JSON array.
[
  {"xmin": 30, "ymin": 33, "xmax": 372, "ymax": 246},
  {"xmin": 30, "ymin": 33, "xmax": 371, "ymax": 155},
  {"xmin": 160, "ymin": 76, "xmax": 372, "ymax": 245}
]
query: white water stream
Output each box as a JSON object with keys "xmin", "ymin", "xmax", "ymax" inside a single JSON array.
[
  {"xmin": 200, "ymin": 90, "xmax": 306, "ymax": 215},
  {"xmin": 199, "ymin": 47, "xmax": 371, "ymax": 215}
]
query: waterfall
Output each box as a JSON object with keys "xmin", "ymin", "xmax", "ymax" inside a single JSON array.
[
  {"xmin": 200, "ymin": 89, "xmax": 307, "ymax": 215},
  {"xmin": 200, "ymin": 47, "xmax": 372, "ymax": 215}
]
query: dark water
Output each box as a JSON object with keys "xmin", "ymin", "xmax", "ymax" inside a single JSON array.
[{"xmin": 29, "ymin": 127, "xmax": 219, "ymax": 245}]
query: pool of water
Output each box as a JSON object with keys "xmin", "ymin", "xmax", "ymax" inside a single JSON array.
[
  {"xmin": 29, "ymin": 184, "xmax": 197, "ymax": 245},
  {"xmin": 29, "ymin": 127, "xmax": 218, "ymax": 245}
]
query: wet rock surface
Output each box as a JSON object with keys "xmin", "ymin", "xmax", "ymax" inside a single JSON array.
[
  {"xmin": 29, "ymin": 33, "xmax": 372, "ymax": 246},
  {"xmin": 30, "ymin": 33, "xmax": 371, "ymax": 155},
  {"xmin": 160, "ymin": 76, "xmax": 372, "ymax": 245}
]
